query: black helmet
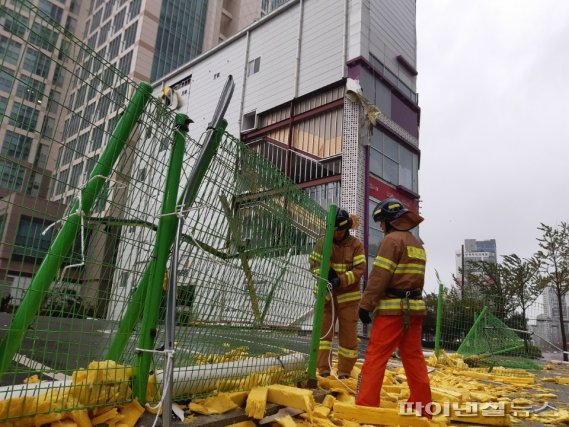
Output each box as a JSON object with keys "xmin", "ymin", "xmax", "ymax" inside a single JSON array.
[
  {"xmin": 372, "ymin": 198, "xmax": 408, "ymax": 223},
  {"xmin": 335, "ymin": 208, "xmax": 352, "ymax": 231}
]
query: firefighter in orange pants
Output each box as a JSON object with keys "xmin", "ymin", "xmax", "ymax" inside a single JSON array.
[
  {"xmin": 356, "ymin": 198, "xmax": 432, "ymax": 418},
  {"xmin": 309, "ymin": 208, "xmax": 366, "ymax": 379}
]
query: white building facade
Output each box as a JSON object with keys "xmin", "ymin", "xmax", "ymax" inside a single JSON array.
[{"xmin": 107, "ymin": 0, "xmax": 422, "ymax": 320}]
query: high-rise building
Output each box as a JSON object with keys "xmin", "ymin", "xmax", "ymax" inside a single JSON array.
[
  {"xmin": 455, "ymin": 239, "xmax": 497, "ymax": 285},
  {"xmin": 0, "ymin": 0, "xmax": 84, "ymax": 304},
  {"xmin": 48, "ymin": 0, "xmax": 278, "ymax": 313},
  {"xmin": 542, "ymin": 286, "xmax": 569, "ymax": 347}
]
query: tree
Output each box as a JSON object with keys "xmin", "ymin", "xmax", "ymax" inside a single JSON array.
[
  {"xmin": 535, "ymin": 223, "xmax": 569, "ymax": 362},
  {"xmin": 465, "ymin": 260, "xmax": 515, "ymax": 321},
  {"xmin": 500, "ymin": 254, "xmax": 543, "ymax": 350}
]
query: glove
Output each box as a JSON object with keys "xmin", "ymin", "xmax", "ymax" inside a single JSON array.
[
  {"xmin": 327, "ymin": 268, "xmax": 340, "ymax": 290},
  {"xmin": 329, "ymin": 277, "xmax": 340, "ymax": 290},
  {"xmin": 359, "ymin": 308, "xmax": 372, "ymax": 324}
]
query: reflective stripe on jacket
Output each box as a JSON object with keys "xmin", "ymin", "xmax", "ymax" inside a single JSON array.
[
  {"xmin": 309, "ymin": 235, "xmax": 366, "ymax": 303},
  {"xmin": 360, "ymin": 230, "xmax": 426, "ymax": 315}
]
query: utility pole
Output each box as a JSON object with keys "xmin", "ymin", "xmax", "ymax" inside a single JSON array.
[{"xmin": 461, "ymin": 244, "xmax": 465, "ymax": 299}]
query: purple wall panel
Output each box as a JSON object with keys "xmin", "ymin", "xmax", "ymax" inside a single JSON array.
[{"xmin": 391, "ymin": 94, "xmax": 418, "ymax": 138}]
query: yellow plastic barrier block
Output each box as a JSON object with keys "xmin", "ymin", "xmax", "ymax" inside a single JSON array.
[
  {"xmin": 267, "ymin": 385, "xmax": 315, "ymax": 414},
  {"xmin": 245, "ymin": 387, "xmax": 268, "ymax": 420},
  {"xmin": 333, "ymin": 401, "xmax": 431, "ymax": 427},
  {"xmin": 118, "ymin": 400, "xmax": 144, "ymax": 427},
  {"xmin": 50, "ymin": 420, "xmax": 79, "ymax": 426},
  {"xmin": 189, "ymin": 394, "xmax": 238, "ymax": 415},
  {"xmin": 227, "ymin": 421, "xmax": 257, "ymax": 427},
  {"xmin": 322, "ymin": 394, "xmax": 336, "ymax": 409},
  {"xmin": 313, "ymin": 404, "xmax": 331, "ymax": 419},
  {"xmin": 227, "ymin": 391, "xmax": 249, "ymax": 407},
  {"xmin": 274, "ymin": 414, "xmax": 298, "ymax": 427}
]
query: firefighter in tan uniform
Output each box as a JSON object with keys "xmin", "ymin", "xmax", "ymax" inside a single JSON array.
[
  {"xmin": 309, "ymin": 209, "xmax": 366, "ymax": 379},
  {"xmin": 356, "ymin": 198, "xmax": 432, "ymax": 418}
]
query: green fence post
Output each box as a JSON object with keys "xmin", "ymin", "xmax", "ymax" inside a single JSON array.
[
  {"xmin": 132, "ymin": 113, "xmax": 190, "ymax": 402},
  {"xmin": 307, "ymin": 204, "xmax": 337, "ymax": 387},
  {"xmin": 0, "ymin": 82, "xmax": 152, "ymax": 378},
  {"xmin": 457, "ymin": 306, "xmax": 488, "ymax": 355},
  {"xmin": 434, "ymin": 282, "xmax": 444, "ymax": 357},
  {"xmin": 106, "ymin": 121, "xmax": 228, "ymax": 363}
]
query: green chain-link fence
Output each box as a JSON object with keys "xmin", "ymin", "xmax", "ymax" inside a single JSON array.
[
  {"xmin": 0, "ymin": 0, "xmax": 328, "ymax": 423},
  {"xmin": 433, "ymin": 280, "xmax": 565, "ymax": 371}
]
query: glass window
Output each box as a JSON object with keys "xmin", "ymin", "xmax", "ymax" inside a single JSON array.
[
  {"xmin": 53, "ymin": 64, "xmax": 64, "ymax": 87},
  {"xmin": 81, "ymin": 102, "xmax": 95, "ymax": 130},
  {"xmin": 368, "ymin": 226, "xmax": 383, "ymax": 258},
  {"xmin": 0, "ymin": 159, "xmax": 25, "ymax": 191},
  {"xmin": 87, "ymin": 34, "xmax": 96, "ymax": 49},
  {"xmin": 384, "ymin": 135, "xmax": 399, "ymax": 161},
  {"xmin": 23, "ymin": 47, "xmax": 51, "ymax": 78},
  {"xmin": 368, "ymin": 199, "xmax": 384, "ymax": 269},
  {"xmin": 0, "ymin": 67, "xmax": 14, "ymax": 94},
  {"xmin": 123, "ymin": 22, "xmax": 138, "ymax": 49},
  {"xmin": 38, "ymin": 0, "xmax": 64, "ymax": 24},
  {"xmin": 0, "ymin": 35, "xmax": 22, "ymax": 66},
  {"xmin": 69, "ymin": 162, "xmax": 83, "ymax": 188},
  {"xmin": 2, "ymin": 131, "xmax": 33, "ymax": 160},
  {"xmin": 74, "ymin": 85, "xmax": 87, "ymax": 109},
  {"xmin": 90, "ymin": 125, "xmax": 104, "ymax": 151},
  {"xmin": 118, "ymin": 51, "xmax": 132, "ymax": 75},
  {"xmin": 113, "ymin": 8, "xmax": 126, "ymax": 33},
  {"xmin": 13, "ymin": 216, "xmax": 54, "ymax": 260},
  {"xmin": 383, "ymin": 157, "xmax": 398, "ymax": 185},
  {"xmin": 98, "ymin": 22, "xmax": 110, "ymax": 47},
  {"xmin": 16, "ymin": 75, "xmax": 45, "ymax": 103},
  {"xmin": 0, "ymin": 5, "xmax": 27, "ymax": 37},
  {"xmin": 128, "ymin": 0, "xmax": 141, "ymax": 20},
  {"xmin": 384, "ymin": 67, "xmax": 398, "ymax": 87},
  {"xmin": 108, "ymin": 35, "xmax": 121, "ymax": 59},
  {"xmin": 412, "ymin": 154, "xmax": 418, "ymax": 193},
  {"xmin": 29, "ymin": 23, "xmax": 59, "ymax": 52},
  {"xmin": 76, "ymin": 132, "xmax": 89, "ymax": 158},
  {"xmin": 90, "ymin": 8, "xmax": 102, "ymax": 32},
  {"xmin": 248, "ymin": 57, "xmax": 261, "ymax": 76},
  {"xmin": 65, "ymin": 16, "xmax": 77, "ymax": 33},
  {"xmin": 0, "ymin": 96, "xmax": 7, "ymax": 117},
  {"xmin": 371, "ymin": 128, "xmax": 382, "ymax": 151},
  {"xmin": 96, "ymin": 96, "xmax": 110, "ymax": 120},
  {"xmin": 399, "ymin": 146, "xmax": 413, "ymax": 190},
  {"xmin": 103, "ymin": 1, "xmax": 113, "ymax": 21},
  {"xmin": 55, "ymin": 168, "xmax": 69, "ymax": 195},
  {"xmin": 2, "ymin": 130, "xmax": 32, "ymax": 160},
  {"xmin": 369, "ymin": 147, "xmax": 382, "ymax": 178},
  {"xmin": 9, "ymin": 102, "xmax": 40, "ymax": 131}
]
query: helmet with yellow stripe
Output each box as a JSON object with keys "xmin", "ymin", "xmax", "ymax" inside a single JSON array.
[
  {"xmin": 373, "ymin": 198, "xmax": 407, "ymax": 223},
  {"xmin": 373, "ymin": 198, "xmax": 423, "ymax": 231},
  {"xmin": 335, "ymin": 208, "xmax": 352, "ymax": 231}
]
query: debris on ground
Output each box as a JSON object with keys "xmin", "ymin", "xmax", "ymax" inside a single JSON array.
[
  {"xmin": 0, "ymin": 360, "xmax": 144, "ymax": 427},
  {"xmin": 1, "ymin": 352, "xmax": 567, "ymax": 426},
  {"xmin": 176, "ymin": 352, "xmax": 569, "ymax": 426}
]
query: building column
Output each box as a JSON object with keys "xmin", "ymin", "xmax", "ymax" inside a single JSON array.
[{"xmin": 340, "ymin": 94, "xmax": 367, "ymax": 242}]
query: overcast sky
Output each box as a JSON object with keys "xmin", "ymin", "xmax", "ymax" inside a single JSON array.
[{"xmin": 416, "ymin": 0, "xmax": 569, "ymax": 293}]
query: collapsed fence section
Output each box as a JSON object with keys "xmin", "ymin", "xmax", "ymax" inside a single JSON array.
[
  {"xmin": 110, "ymin": 130, "xmax": 327, "ymax": 401},
  {"xmin": 0, "ymin": 0, "xmax": 330, "ymax": 423},
  {"xmin": 432, "ymin": 282, "xmax": 566, "ymax": 370}
]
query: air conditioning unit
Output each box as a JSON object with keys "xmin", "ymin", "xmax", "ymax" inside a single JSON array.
[{"xmin": 241, "ymin": 110, "xmax": 258, "ymax": 133}]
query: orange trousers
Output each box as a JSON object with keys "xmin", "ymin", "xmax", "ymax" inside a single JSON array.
[
  {"xmin": 318, "ymin": 299, "xmax": 359, "ymax": 377},
  {"xmin": 356, "ymin": 315, "xmax": 432, "ymax": 418}
]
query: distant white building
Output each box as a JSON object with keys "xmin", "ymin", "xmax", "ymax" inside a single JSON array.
[
  {"xmin": 540, "ymin": 286, "xmax": 569, "ymax": 347},
  {"xmin": 455, "ymin": 239, "xmax": 497, "ymax": 286}
]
